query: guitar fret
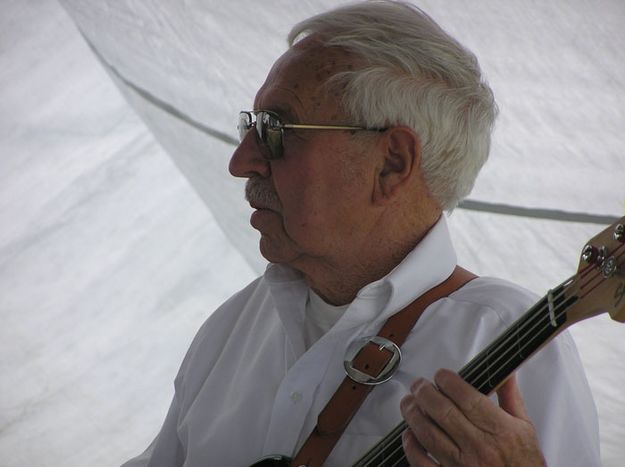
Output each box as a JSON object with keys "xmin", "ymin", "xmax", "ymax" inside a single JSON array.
[
  {"xmin": 250, "ymin": 219, "xmax": 623, "ymax": 467},
  {"xmin": 353, "ymin": 422, "xmax": 407, "ymax": 466},
  {"xmin": 351, "ymin": 281, "xmax": 578, "ymax": 467},
  {"xmin": 460, "ymin": 289, "xmax": 569, "ymax": 394}
]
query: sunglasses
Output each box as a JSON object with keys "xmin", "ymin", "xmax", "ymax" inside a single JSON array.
[{"xmin": 238, "ymin": 110, "xmax": 385, "ymax": 160}]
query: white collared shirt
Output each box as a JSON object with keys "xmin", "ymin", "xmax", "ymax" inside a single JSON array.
[
  {"xmin": 123, "ymin": 217, "xmax": 600, "ymax": 466},
  {"xmin": 303, "ymin": 289, "xmax": 348, "ymax": 349}
]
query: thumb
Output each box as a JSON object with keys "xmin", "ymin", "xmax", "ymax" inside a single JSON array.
[{"xmin": 496, "ymin": 374, "xmax": 530, "ymax": 421}]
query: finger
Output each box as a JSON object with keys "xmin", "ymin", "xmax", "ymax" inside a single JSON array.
[
  {"xmin": 409, "ymin": 374, "xmax": 484, "ymax": 454},
  {"xmin": 401, "ymin": 383, "xmax": 461, "ymax": 461},
  {"xmin": 434, "ymin": 368, "xmax": 505, "ymax": 433},
  {"xmin": 402, "ymin": 429, "xmax": 438, "ymax": 466},
  {"xmin": 496, "ymin": 374, "xmax": 531, "ymax": 422}
]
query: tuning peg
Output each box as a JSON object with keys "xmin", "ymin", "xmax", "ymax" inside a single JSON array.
[
  {"xmin": 581, "ymin": 244, "xmax": 595, "ymax": 263},
  {"xmin": 601, "ymin": 255, "xmax": 619, "ymax": 278},
  {"xmin": 614, "ymin": 224, "xmax": 625, "ymax": 242},
  {"xmin": 582, "ymin": 245, "xmax": 607, "ymax": 265}
]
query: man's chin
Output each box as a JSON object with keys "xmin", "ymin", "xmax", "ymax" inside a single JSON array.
[
  {"xmin": 250, "ymin": 211, "xmax": 303, "ymax": 265},
  {"xmin": 258, "ymin": 236, "xmax": 296, "ymax": 265}
]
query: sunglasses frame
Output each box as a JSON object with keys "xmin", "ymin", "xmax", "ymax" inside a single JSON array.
[{"xmin": 238, "ymin": 110, "xmax": 384, "ymax": 160}]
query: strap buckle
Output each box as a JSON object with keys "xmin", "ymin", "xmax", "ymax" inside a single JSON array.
[{"xmin": 343, "ymin": 336, "xmax": 402, "ymax": 385}]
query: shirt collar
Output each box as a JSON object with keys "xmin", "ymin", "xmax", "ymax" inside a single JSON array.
[
  {"xmin": 263, "ymin": 215, "xmax": 457, "ymax": 335},
  {"xmin": 365, "ymin": 214, "xmax": 457, "ymax": 319}
]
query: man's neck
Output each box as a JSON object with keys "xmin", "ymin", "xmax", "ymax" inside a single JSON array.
[
  {"xmin": 300, "ymin": 214, "xmax": 441, "ymax": 306},
  {"xmin": 303, "ymin": 244, "xmax": 415, "ymax": 305}
]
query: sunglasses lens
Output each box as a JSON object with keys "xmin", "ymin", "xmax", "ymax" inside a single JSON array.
[
  {"xmin": 237, "ymin": 111, "xmax": 283, "ymax": 159},
  {"xmin": 258, "ymin": 112, "xmax": 283, "ymax": 160},
  {"xmin": 237, "ymin": 112, "xmax": 253, "ymax": 142}
]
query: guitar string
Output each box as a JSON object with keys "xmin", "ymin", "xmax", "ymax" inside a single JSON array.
[
  {"xmin": 382, "ymin": 250, "xmax": 622, "ymax": 467},
  {"xmin": 462, "ymin": 241, "xmax": 625, "ymax": 388},
  {"xmin": 460, "ymin": 286, "xmax": 570, "ymax": 384},
  {"xmin": 359, "ymin": 251, "xmax": 623, "ymax": 466},
  {"xmin": 358, "ymin": 257, "xmax": 617, "ymax": 467},
  {"xmin": 363, "ymin": 424, "xmax": 408, "ymax": 467},
  {"xmin": 577, "ymin": 246, "xmax": 625, "ymax": 298},
  {"xmin": 360, "ymin": 296, "xmax": 572, "ymax": 467},
  {"xmin": 354, "ymin": 291, "xmax": 564, "ymax": 466}
]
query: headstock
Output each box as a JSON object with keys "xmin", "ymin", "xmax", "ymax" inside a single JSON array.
[{"xmin": 565, "ymin": 215, "xmax": 625, "ymax": 324}]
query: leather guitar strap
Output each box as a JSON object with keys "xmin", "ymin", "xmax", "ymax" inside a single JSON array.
[{"xmin": 291, "ymin": 266, "xmax": 477, "ymax": 467}]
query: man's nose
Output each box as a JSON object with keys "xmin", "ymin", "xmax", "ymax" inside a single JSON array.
[{"xmin": 228, "ymin": 130, "xmax": 271, "ymax": 179}]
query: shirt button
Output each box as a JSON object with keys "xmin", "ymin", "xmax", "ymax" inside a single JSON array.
[{"xmin": 290, "ymin": 391, "xmax": 302, "ymax": 403}]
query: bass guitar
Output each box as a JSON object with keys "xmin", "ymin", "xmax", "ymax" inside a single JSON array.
[{"xmin": 253, "ymin": 215, "xmax": 625, "ymax": 467}]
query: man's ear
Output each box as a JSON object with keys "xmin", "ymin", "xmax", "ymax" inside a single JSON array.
[{"xmin": 374, "ymin": 127, "xmax": 420, "ymax": 203}]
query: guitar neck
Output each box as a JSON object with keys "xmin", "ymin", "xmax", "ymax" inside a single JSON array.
[
  {"xmin": 460, "ymin": 282, "xmax": 575, "ymax": 393},
  {"xmin": 352, "ymin": 280, "xmax": 578, "ymax": 467},
  {"xmin": 251, "ymin": 217, "xmax": 625, "ymax": 467}
]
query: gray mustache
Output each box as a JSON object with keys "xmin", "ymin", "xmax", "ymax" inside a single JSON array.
[{"xmin": 245, "ymin": 177, "xmax": 282, "ymax": 211}]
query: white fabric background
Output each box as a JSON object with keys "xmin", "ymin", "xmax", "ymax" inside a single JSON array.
[{"xmin": 1, "ymin": 0, "xmax": 623, "ymax": 465}]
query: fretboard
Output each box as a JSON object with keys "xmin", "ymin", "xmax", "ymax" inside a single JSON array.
[{"xmin": 351, "ymin": 281, "xmax": 577, "ymax": 467}]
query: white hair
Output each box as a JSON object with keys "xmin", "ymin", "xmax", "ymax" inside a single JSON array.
[{"xmin": 288, "ymin": 1, "xmax": 498, "ymax": 211}]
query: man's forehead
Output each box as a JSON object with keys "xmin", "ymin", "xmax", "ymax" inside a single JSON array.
[
  {"xmin": 253, "ymin": 40, "xmax": 356, "ymax": 120},
  {"xmin": 275, "ymin": 37, "xmax": 356, "ymax": 78}
]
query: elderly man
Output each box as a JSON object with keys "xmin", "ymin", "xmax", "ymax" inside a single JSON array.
[{"xmin": 124, "ymin": 2, "xmax": 600, "ymax": 466}]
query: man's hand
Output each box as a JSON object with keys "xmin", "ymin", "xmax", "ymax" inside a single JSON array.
[{"xmin": 399, "ymin": 369, "xmax": 546, "ymax": 466}]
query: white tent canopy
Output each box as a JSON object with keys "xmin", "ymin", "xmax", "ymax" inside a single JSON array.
[{"xmin": 1, "ymin": 0, "xmax": 623, "ymax": 465}]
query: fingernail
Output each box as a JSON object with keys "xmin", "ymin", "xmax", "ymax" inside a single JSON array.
[
  {"xmin": 401, "ymin": 429, "xmax": 409, "ymax": 447},
  {"xmin": 434, "ymin": 368, "xmax": 451, "ymax": 386},
  {"xmin": 410, "ymin": 377, "xmax": 424, "ymax": 392}
]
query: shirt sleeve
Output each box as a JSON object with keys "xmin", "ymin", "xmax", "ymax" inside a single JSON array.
[
  {"xmin": 516, "ymin": 330, "xmax": 601, "ymax": 466},
  {"xmin": 120, "ymin": 278, "xmax": 266, "ymax": 466},
  {"xmin": 445, "ymin": 277, "xmax": 602, "ymax": 466},
  {"xmin": 120, "ymin": 390, "xmax": 185, "ymax": 467}
]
